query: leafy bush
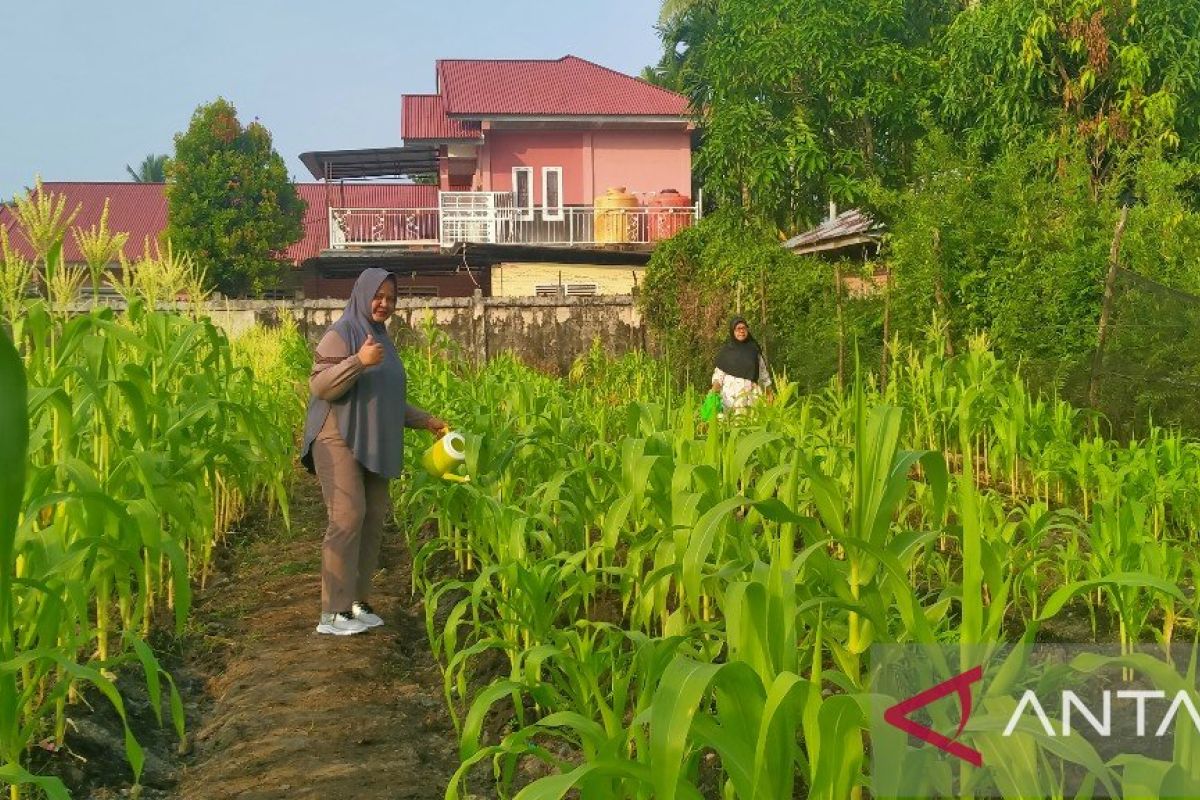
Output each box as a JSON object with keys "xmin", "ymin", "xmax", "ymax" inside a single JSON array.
[{"xmin": 642, "ymin": 210, "xmax": 882, "ymax": 391}]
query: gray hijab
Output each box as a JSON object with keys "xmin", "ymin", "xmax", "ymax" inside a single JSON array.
[{"xmin": 300, "ymin": 268, "xmax": 407, "ymax": 478}]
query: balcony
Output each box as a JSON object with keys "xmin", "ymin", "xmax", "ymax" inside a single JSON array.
[{"xmin": 327, "ymin": 191, "xmax": 699, "ymax": 250}]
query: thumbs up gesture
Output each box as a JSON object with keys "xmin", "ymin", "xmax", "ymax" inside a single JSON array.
[{"xmin": 357, "ymin": 333, "xmax": 384, "ymax": 367}]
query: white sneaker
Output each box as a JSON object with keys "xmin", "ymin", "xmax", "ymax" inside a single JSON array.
[
  {"xmin": 315, "ymin": 611, "xmax": 369, "ymax": 636},
  {"xmin": 351, "ymin": 601, "xmax": 384, "ymax": 628}
]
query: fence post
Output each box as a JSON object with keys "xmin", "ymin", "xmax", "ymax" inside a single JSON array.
[
  {"xmin": 1089, "ymin": 204, "xmax": 1131, "ymax": 408},
  {"xmin": 471, "ymin": 289, "xmax": 487, "ymax": 365}
]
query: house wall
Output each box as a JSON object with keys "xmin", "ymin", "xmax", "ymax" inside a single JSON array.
[
  {"xmin": 492, "ymin": 262, "xmax": 645, "ymax": 297},
  {"xmin": 591, "ymin": 130, "xmax": 692, "ymax": 200},
  {"xmin": 483, "ymin": 128, "xmax": 692, "ymax": 205},
  {"xmin": 484, "ymin": 131, "xmax": 588, "ymax": 203}
]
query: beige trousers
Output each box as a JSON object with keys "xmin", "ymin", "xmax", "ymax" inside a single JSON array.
[{"xmin": 312, "ymin": 413, "xmax": 390, "ymax": 614}]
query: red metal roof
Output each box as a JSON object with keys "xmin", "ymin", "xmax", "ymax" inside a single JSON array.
[
  {"xmin": 0, "ymin": 182, "xmax": 439, "ymax": 266},
  {"xmin": 402, "ymin": 95, "xmax": 483, "ymax": 141},
  {"xmin": 289, "ymin": 183, "xmax": 438, "ymax": 263},
  {"xmin": 437, "ymin": 56, "xmax": 689, "ymax": 117},
  {"xmin": 0, "ymin": 182, "xmax": 168, "ymax": 263}
]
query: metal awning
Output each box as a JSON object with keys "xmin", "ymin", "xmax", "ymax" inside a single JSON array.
[
  {"xmin": 298, "ymin": 146, "xmax": 439, "ymax": 180},
  {"xmin": 783, "ymin": 208, "xmax": 883, "ymax": 256}
]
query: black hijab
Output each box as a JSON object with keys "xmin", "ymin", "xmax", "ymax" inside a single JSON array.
[{"xmin": 715, "ymin": 316, "xmax": 761, "ymax": 381}]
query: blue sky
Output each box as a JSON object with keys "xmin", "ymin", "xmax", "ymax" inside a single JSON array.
[{"xmin": 0, "ymin": 1, "xmax": 664, "ymax": 199}]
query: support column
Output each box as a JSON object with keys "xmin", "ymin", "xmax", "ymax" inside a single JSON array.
[{"xmin": 470, "ymin": 289, "xmax": 488, "ymax": 365}]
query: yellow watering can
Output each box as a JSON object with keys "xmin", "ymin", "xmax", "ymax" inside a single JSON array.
[{"xmin": 422, "ymin": 428, "xmax": 470, "ymax": 483}]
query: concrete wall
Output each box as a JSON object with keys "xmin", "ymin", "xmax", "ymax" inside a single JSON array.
[{"xmin": 161, "ymin": 294, "xmax": 646, "ymax": 375}]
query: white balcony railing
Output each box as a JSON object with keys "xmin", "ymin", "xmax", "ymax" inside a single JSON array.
[
  {"xmin": 327, "ymin": 192, "xmax": 699, "ymax": 249},
  {"xmin": 487, "ymin": 205, "xmax": 698, "ymax": 247},
  {"xmin": 328, "ymin": 207, "xmax": 441, "ymax": 248}
]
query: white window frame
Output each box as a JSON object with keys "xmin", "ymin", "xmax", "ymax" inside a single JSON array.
[
  {"xmin": 542, "ymin": 167, "xmax": 564, "ymax": 221},
  {"xmin": 512, "ymin": 167, "xmax": 534, "ymax": 220}
]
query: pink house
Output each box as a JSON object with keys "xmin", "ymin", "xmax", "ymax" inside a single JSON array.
[{"xmin": 300, "ymin": 55, "xmax": 699, "ymax": 251}]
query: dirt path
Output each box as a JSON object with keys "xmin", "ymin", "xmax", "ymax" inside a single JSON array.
[{"xmin": 175, "ymin": 468, "xmax": 460, "ymax": 800}]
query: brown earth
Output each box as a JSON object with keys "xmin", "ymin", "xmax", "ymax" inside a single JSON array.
[{"xmin": 172, "ymin": 467, "xmax": 461, "ymax": 800}]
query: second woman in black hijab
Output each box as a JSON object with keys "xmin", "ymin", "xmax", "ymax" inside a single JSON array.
[{"xmin": 711, "ymin": 316, "xmax": 772, "ymax": 414}]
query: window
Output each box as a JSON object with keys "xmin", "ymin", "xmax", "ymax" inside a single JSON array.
[
  {"xmin": 534, "ymin": 283, "xmax": 598, "ymax": 297},
  {"xmin": 512, "ymin": 167, "xmax": 533, "ymax": 220},
  {"xmin": 542, "ymin": 167, "xmax": 563, "ymax": 221}
]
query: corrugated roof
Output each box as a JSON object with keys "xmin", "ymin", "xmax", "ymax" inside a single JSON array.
[
  {"xmin": 289, "ymin": 183, "xmax": 438, "ymax": 263},
  {"xmin": 402, "ymin": 95, "xmax": 483, "ymax": 141},
  {"xmin": 299, "ymin": 146, "xmax": 439, "ymax": 180},
  {"xmin": 0, "ymin": 182, "xmax": 439, "ymax": 266},
  {"xmin": 783, "ymin": 209, "xmax": 883, "ymax": 253},
  {"xmin": 437, "ymin": 55, "xmax": 689, "ymax": 117},
  {"xmin": 0, "ymin": 182, "xmax": 168, "ymax": 263}
]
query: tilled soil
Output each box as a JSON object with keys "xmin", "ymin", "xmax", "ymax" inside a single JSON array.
[{"xmin": 174, "ymin": 468, "xmax": 460, "ymax": 800}]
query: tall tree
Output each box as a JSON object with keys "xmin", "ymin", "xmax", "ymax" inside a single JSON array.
[
  {"xmin": 125, "ymin": 154, "xmax": 168, "ymax": 183},
  {"xmin": 165, "ymin": 99, "xmax": 305, "ymax": 297},
  {"xmin": 691, "ymin": 0, "xmax": 956, "ymax": 230},
  {"xmin": 641, "ymin": 1, "xmax": 718, "ymax": 100},
  {"xmin": 939, "ymin": 0, "xmax": 1200, "ymax": 188}
]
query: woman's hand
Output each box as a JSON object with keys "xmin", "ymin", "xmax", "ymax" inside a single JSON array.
[
  {"xmin": 425, "ymin": 416, "xmax": 448, "ymax": 434},
  {"xmin": 357, "ymin": 334, "xmax": 384, "ymax": 367}
]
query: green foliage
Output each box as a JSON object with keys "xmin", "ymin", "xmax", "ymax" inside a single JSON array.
[
  {"xmin": 878, "ymin": 132, "xmax": 1200, "ymax": 410},
  {"xmin": 940, "ymin": 0, "xmax": 1200, "ymax": 175},
  {"xmin": 880, "ymin": 134, "xmax": 1111, "ymax": 373},
  {"xmin": 0, "ymin": 196, "xmax": 306, "ymax": 793},
  {"xmin": 690, "ymin": 0, "xmax": 954, "ymax": 229},
  {"xmin": 165, "ymin": 98, "xmax": 305, "ymax": 297},
  {"xmin": 640, "ymin": 0, "xmax": 717, "ymax": 99},
  {"xmin": 124, "ymin": 154, "xmax": 168, "ymax": 183},
  {"xmin": 643, "ymin": 210, "xmax": 881, "ymax": 392},
  {"xmin": 403, "ymin": 336, "xmax": 1200, "ymax": 798},
  {"xmin": 655, "ymin": 0, "xmax": 1200, "ymax": 414}
]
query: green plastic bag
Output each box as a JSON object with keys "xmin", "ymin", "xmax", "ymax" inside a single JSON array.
[{"xmin": 700, "ymin": 390, "xmax": 722, "ymax": 422}]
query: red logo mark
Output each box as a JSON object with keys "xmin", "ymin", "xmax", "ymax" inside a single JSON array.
[{"xmin": 884, "ymin": 665, "xmax": 984, "ymax": 767}]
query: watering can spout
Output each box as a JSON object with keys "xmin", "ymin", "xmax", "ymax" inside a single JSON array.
[{"xmin": 422, "ymin": 429, "xmax": 469, "ymax": 483}]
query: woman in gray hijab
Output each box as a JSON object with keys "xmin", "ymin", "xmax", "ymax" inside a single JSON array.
[{"xmin": 300, "ymin": 268, "xmax": 446, "ymax": 635}]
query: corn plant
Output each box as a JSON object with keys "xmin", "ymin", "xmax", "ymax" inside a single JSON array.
[
  {"xmin": 399, "ymin": 318, "xmax": 1200, "ymax": 800},
  {"xmin": 2, "ymin": 183, "xmax": 304, "ymax": 796}
]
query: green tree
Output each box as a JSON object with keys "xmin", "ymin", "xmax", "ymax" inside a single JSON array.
[
  {"xmin": 641, "ymin": 0, "xmax": 717, "ymax": 98},
  {"xmin": 165, "ymin": 99, "xmax": 305, "ymax": 297},
  {"xmin": 125, "ymin": 154, "xmax": 168, "ymax": 183},
  {"xmin": 939, "ymin": 0, "xmax": 1200, "ymax": 187},
  {"xmin": 691, "ymin": 0, "xmax": 955, "ymax": 230}
]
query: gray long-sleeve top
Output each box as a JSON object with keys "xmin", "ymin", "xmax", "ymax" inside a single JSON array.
[{"xmin": 309, "ymin": 329, "xmax": 432, "ymax": 429}]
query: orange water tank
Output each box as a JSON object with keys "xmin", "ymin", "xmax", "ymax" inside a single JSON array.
[
  {"xmin": 646, "ymin": 189, "xmax": 693, "ymax": 242},
  {"xmin": 594, "ymin": 186, "xmax": 639, "ymax": 243}
]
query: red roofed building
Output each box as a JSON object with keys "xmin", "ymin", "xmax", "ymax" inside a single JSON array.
[
  {"xmin": 411, "ymin": 55, "xmax": 693, "ymax": 210},
  {"xmin": 301, "ymin": 55, "xmax": 699, "ymax": 285},
  {"xmin": 0, "ymin": 182, "xmax": 486, "ymax": 298},
  {"xmin": 3, "ymin": 57, "xmax": 696, "ymax": 299},
  {"xmin": 0, "ymin": 182, "xmax": 443, "ymax": 266}
]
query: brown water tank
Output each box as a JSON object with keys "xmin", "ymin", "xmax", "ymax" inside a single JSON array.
[
  {"xmin": 594, "ymin": 187, "xmax": 639, "ymax": 243},
  {"xmin": 646, "ymin": 189, "xmax": 693, "ymax": 242}
]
